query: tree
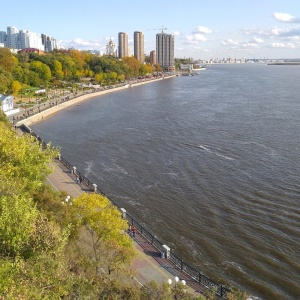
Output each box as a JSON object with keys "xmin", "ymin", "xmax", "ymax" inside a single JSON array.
[
  {"xmin": 30, "ymin": 61, "xmax": 51, "ymax": 85},
  {"xmin": 53, "ymin": 59, "xmax": 64, "ymax": 79},
  {"xmin": 11, "ymin": 80, "xmax": 22, "ymax": 96},
  {"xmin": 72, "ymin": 193, "xmax": 136, "ymax": 276},
  {"xmin": 0, "ymin": 68, "xmax": 13, "ymax": 94},
  {"xmin": 95, "ymin": 72, "xmax": 104, "ymax": 84},
  {"xmin": 0, "ymin": 48, "xmax": 15, "ymax": 73},
  {"xmin": 122, "ymin": 56, "xmax": 140, "ymax": 77},
  {"xmin": 0, "ymin": 194, "xmax": 39, "ymax": 257},
  {"xmin": 153, "ymin": 64, "xmax": 163, "ymax": 72},
  {"xmin": 0, "ymin": 122, "xmax": 58, "ymax": 197}
]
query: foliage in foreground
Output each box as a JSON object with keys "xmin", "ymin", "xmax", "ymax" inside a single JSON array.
[{"xmin": 0, "ymin": 113, "xmax": 248, "ymax": 299}]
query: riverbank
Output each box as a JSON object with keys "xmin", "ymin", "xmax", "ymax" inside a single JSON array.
[{"xmin": 15, "ymin": 75, "xmax": 175, "ymax": 127}]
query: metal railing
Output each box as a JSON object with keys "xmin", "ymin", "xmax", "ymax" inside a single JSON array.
[{"xmin": 18, "ymin": 124, "xmax": 230, "ymax": 298}]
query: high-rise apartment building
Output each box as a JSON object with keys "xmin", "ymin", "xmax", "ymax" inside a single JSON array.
[
  {"xmin": 2, "ymin": 26, "xmax": 57, "ymax": 52},
  {"xmin": 118, "ymin": 32, "xmax": 128, "ymax": 59},
  {"xmin": 150, "ymin": 50, "xmax": 156, "ymax": 65},
  {"xmin": 0, "ymin": 31, "xmax": 6, "ymax": 43},
  {"xmin": 134, "ymin": 31, "xmax": 144, "ymax": 63},
  {"xmin": 41, "ymin": 34, "xmax": 57, "ymax": 52},
  {"xmin": 156, "ymin": 33, "xmax": 175, "ymax": 71},
  {"xmin": 19, "ymin": 30, "xmax": 44, "ymax": 50},
  {"xmin": 5, "ymin": 26, "xmax": 19, "ymax": 49}
]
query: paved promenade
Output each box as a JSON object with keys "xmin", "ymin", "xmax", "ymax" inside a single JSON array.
[{"xmin": 47, "ymin": 158, "xmax": 203, "ymax": 296}]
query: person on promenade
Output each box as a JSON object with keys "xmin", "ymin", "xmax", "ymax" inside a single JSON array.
[
  {"xmin": 132, "ymin": 226, "xmax": 136, "ymax": 238},
  {"xmin": 128, "ymin": 225, "xmax": 132, "ymax": 237},
  {"xmin": 79, "ymin": 175, "xmax": 82, "ymax": 184},
  {"xmin": 75, "ymin": 175, "xmax": 79, "ymax": 184}
]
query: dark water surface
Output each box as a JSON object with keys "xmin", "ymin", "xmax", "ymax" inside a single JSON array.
[{"xmin": 32, "ymin": 64, "xmax": 300, "ymax": 299}]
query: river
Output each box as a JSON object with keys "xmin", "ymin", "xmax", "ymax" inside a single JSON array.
[{"xmin": 31, "ymin": 64, "xmax": 300, "ymax": 300}]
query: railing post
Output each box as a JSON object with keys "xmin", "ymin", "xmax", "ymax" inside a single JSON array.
[
  {"xmin": 151, "ymin": 235, "xmax": 154, "ymax": 244},
  {"xmin": 199, "ymin": 272, "xmax": 202, "ymax": 284},
  {"xmin": 141, "ymin": 226, "xmax": 143, "ymax": 234},
  {"xmin": 162, "ymin": 245, "xmax": 170, "ymax": 259},
  {"xmin": 181, "ymin": 259, "xmax": 183, "ymax": 270},
  {"xmin": 93, "ymin": 183, "xmax": 97, "ymax": 193},
  {"xmin": 120, "ymin": 208, "xmax": 126, "ymax": 219}
]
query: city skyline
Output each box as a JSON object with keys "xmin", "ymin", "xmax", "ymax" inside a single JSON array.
[{"xmin": 0, "ymin": 0, "xmax": 300, "ymax": 60}]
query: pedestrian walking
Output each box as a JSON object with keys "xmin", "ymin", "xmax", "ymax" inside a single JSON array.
[
  {"xmin": 128, "ymin": 225, "xmax": 133, "ymax": 237},
  {"xmin": 75, "ymin": 175, "xmax": 79, "ymax": 184},
  {"xmin": 79, "ymin": 175, "xmax": 82, "ymax": 184},
  {"xmin": 132, "ymin": 226, "xmax": 136, "ymax": 238}
]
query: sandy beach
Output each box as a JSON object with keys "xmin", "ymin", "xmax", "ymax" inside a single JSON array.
[{"xmin": 16, "ymin": 75, "xmax": 175, "ymax": 127}]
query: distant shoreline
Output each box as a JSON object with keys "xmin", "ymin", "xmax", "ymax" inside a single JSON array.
[
  {"xmin": 267, "ymin": 62, "xmax": 300, "ymax": 65},
  {"xmin": 16, "ymin": 75, "xmax": 175, "ymax": 127}
]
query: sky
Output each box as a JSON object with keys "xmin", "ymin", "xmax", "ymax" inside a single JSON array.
[{"xmin": 1, "ymin": 0, "xmax": 300, "ymax": 60}]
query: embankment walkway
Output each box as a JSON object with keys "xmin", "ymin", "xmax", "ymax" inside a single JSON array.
[{"xmin": 48, "ymin": 157, "xmax": 203, "ymax": 296}]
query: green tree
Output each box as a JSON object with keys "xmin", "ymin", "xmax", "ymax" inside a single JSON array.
[
  {"xmin": 0, "ymin": 68, "xmax": 13, "ymax": 94},
  {"xmin": 95, "ymin": 72, "xmax": 104, "ymax": 84},
  {"xmin": 122, "ymin": 56, "xmax": 140, "ymax": 77},
  {"xmin": 11, "ymin": 80, "xmax": 22, "ymax": 96},
  {"xmin": 30, "ymin": 61, "xmax": 51, "ymax": 85},
  {"xmin": 72, "ymin": 193, "xmax": 136, "ymax": 276},
  {"xmin": 0, "ymin": 122, "xmax": 58, "ymax": 197},
  {"xmin": 0, "ymin": 194, "xmax": 39, "ymax": 257},
  {"xmin": 0, "ymin": 48, "xmax": 15, "ymax": 72},
  {"xmin": 53, "ymin": 59, "xmax": 64, "ymax": 79}
]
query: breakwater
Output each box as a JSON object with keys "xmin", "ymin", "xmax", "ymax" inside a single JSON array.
[{"xmin": 18, "ymin": 123, "xmax": 230, "ymax": 299}]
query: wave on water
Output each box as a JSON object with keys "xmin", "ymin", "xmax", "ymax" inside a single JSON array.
[
  {"xmin": 182, "ymin": 142, "xmax": 210, "ymax": 151},
  {"xmin": 83, "ymin": 161, "xmax": 94, "ymax": 177},
  {"xmin": 182, "ymin": 143, "xmax": 235, "ymax": 160},
  {"xmin": 124, "ymin": 127, "xmax": 141, "ymax": 131}
]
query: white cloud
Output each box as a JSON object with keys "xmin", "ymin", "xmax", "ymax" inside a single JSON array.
[
  {"xmin": 185, "ymin": 35, "xmax": 199, "ymax": 44},
  {"xmin": 173, "ymin": 31, "xmax": 181, "ymax": 36},
  {"xmin": 184, "ymin": 26, "xmax": 212, "ymax": 44},
  {"xmin": 222, "ymin": 39, "xmax": 259, "ymax": 49},
  {"xmin": 222, "ymin": 39, "xmax": 239, "ymax": 46},
  {"xmin": 273, "ymin": 12, "xmax": 300, "ymax": 23},
  {"xmin": 270, "ymin": 42, "xmax": 295, "ymax": 48},
  {"xmin": 192, "ymin": 47, "xmax": 211, "ymax": 53},
  {"xmin": 194, "ymin": 34, "xmax": 207, "ymax": 41},
  {"xmin": 58, "ymin": 38, "xmax": 104, "ymax": 50},
  {"xmin": 240, "ymin": 43, "xmax": 258, "ymax": 48},
  {"xmin": 193, "ymin": 26, "xmax": 212, "ymax": 34},
  {"xmin": 251, "ymin": 37, "xmax": 264, "ymax": 43},
  {"xmin": 244, "ymin": 26, "xmax": 300, "ymax": 40}
]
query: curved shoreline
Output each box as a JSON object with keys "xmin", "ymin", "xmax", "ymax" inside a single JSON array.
[{"xmin": 16, "ymin": 75, "xmax": 175, "ymax": 127}]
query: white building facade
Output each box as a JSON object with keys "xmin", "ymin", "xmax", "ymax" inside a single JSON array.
[
  {"xmin": 19, "ymin": 30, "xmax": 44, "ymax": 50},
  {"xmin": 2, "ymin": 26, "xmax": 56, "ymax": 52},
  {"xmin": 0, "ymin": 95, "xmax": 14, "ymax": 112}
]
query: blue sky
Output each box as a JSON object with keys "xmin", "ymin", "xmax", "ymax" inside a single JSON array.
[{"xmin": 1, "ymin": 0, "xmax": 300, "ymax": 60}]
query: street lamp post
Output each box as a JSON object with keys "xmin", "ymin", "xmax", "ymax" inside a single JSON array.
[{"xmin": 167, "ymin": 276, "xmax": 186, "ymax": 299}]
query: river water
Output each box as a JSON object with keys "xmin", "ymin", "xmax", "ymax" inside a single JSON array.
[{"xmin": 32, "ymin": 64, "xmax": 300, "ymax": 299}]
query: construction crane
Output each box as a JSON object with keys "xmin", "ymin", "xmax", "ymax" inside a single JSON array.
[{"xmin": 148, "ymin": 26, "xmax": 167, "ymax": 34}]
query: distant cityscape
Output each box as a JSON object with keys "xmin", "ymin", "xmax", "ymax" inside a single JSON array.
[
  {"xmin": 0, "ymin": 25, "xmax": 298, "ymax": 70},
  {"xmin": 0, "ymin": 26, "xmax": 176, "ymax": 71}
]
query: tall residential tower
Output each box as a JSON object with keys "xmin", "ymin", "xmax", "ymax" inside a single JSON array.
[
  {"xmin": 134, "ymin": 31, "xmax": 144, "ymax": 63},
  {"xmin": 156, "ymin": 33, "xmax": 175, "ymax": 71},
  {"xmin": 118, "ymin": 32, "xmax": 128, "ymax": 59}
]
